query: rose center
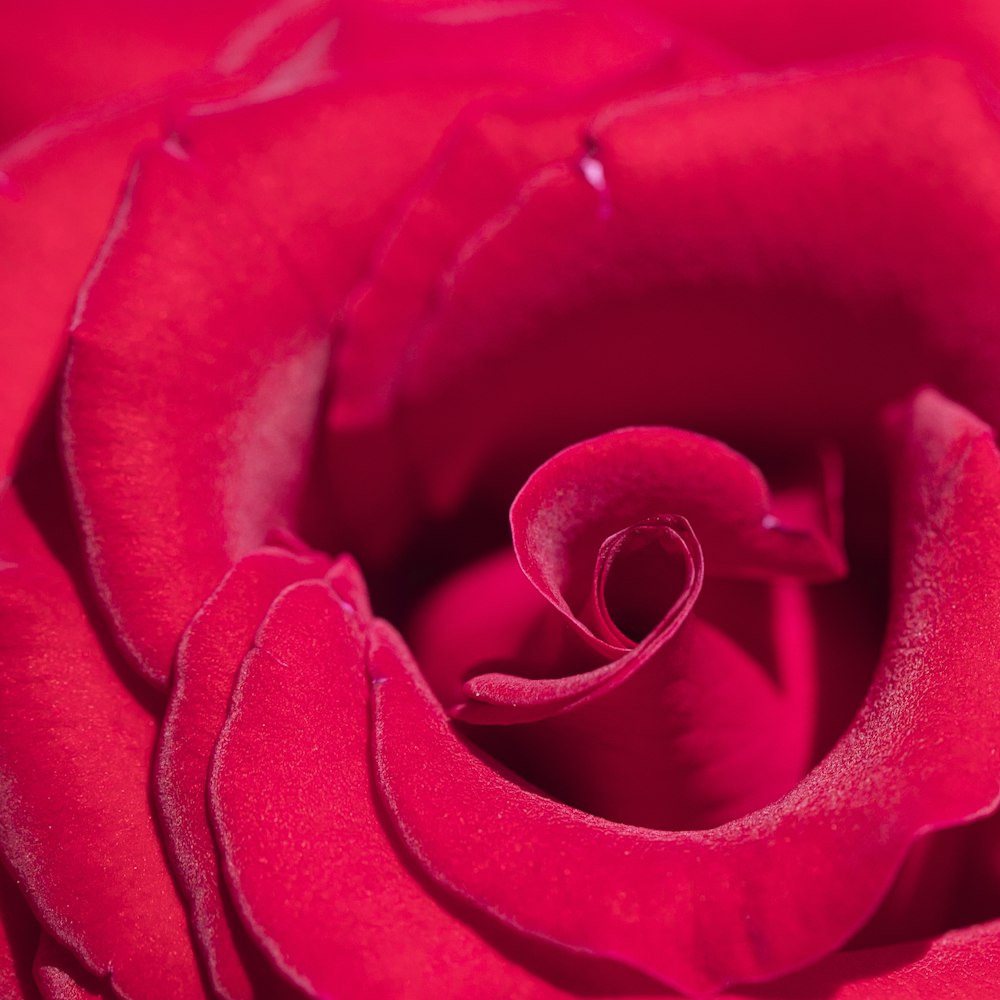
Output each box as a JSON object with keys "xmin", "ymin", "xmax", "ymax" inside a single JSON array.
[{"xmin": 592, "ymin": 516, "xmax": 697, "ymax": 645}]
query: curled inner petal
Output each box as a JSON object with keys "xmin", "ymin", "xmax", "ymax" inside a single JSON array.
[{"xmin": 589, "ymin": 514, "xmax": 699, "ymax": 647}]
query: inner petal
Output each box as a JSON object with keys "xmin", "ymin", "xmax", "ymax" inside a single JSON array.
[{"xmin": 593, "ymin": 516, "xmax": 696, "ymax": 645}]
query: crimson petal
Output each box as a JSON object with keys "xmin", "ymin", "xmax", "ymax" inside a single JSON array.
[
  {"xmin": 377, "ymin": 56, "xmax": 1000, "ymax": 518},
  {"xmin": 156, "ymin": 545, "xmax": 343, "ymax": 1000},
  {"xmin": 34, "ymin": 936, "xmax": 113, "ymax": 1000},
  {"xmin": 371, "ymin": 388, "xmax": 1000, "ymax": 995},
  {"xmin": 210, "ymin": 577, "xmax": 654, "ymax": 998},
  {"xmin": 457, "ymin": 427, "xmax": 842, "ymax": 725},
  {"xmin": 726, "ymin": 920, "xmax": 1000, "ymax": 998},
  {"xmin": 0, "ymin": 865, "xmax": 38, "ymax": 999},
  {"xmin": 0, "ymin": 475, "xmax": 209, "ymax": 999}
]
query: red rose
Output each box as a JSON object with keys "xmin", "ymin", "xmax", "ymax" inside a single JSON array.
[{"xmin": 4, "ymin": 2, "xmax": 1000, "ymax": 998}]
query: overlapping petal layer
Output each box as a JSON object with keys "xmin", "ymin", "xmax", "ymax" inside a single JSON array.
[
  {"xmin": 62, "ymin": 2, "xmax": 682, "ymax": 686},
  {"xmin": 156, "ymin": 546, "xmax": 339, "ymax": 1000},
  {"xmin": 210, "ymin": 578, "xmax": 661, "ymax": 997},
  {"xmin": 0, "ymin": 461, "xmax": 208, "ymax": 999},
  {"xmin": 333, "ymin": 56, "xmax": 1000, "ymax": 529},
  {"xmin": 371, "ymin": 389, "xmax": 1000, "ymax": 995}
]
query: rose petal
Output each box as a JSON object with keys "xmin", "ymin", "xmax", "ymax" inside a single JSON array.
[
  {"xmin": 514, "ymin": 426, "xmax": 844, "ymax": 612},
  {"xmin": 63, "ymin": 0, "xmax": 672, "ymax": 685},
  {"xmin": 0, "ymin": 865, "xmax": 38, "ymax": 999},
  {"xmin": 34, "ymin": 936, "xmax": 113, "ymax": 1000},
  {"xmin": 370, "ymin": 56, "xmax": 1000, "ymax": 519},
  {"xmin": 156, "ymin": 545, "xmax": 341, "ymax": 1000},
  {"xmin": 63, "ymin": 137, "xmax": 336, "ymax": 686},
  {"xmin": 638, "ymin": 0, "xmax": 1000, "ymax": 76},
  {"xmin": 0, "ymin": 113, "xmax": 166, "ymax": 476},
  {"xmin": 454, "ymin": 427, "xmax": 842, "ymax": 725},
  {"xmin": 0, "ymin": 0, "xmax": 281, "ymax": 141},
  {"xmin": 210, "ymin": 578, "xmax": 660, "ymax": 998},
  {"xmin": 726, "ymin": 919, "xmax": 1000, "ymax": 999},
  {"xmin": 370, "ymin": 388, "xmax": 1000, "ymax": 994},
  {"xmin": 327, "ymin": 31, "xmax": 738, "ymax": 562},
  {"xmin": 0, "ymin": 0, "xmax": 340, "ymax": 478},
  {"xmin": 0, "ymin": 463, "xmax": 209, "ymax": 999},
  {"xmin": 412, "ymin": 552, "xmax": 822, "ymax": 828}
]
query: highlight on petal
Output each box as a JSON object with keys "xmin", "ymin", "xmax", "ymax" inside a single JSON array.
[
  {"xmin": 156, "ymin": 544, "xmax": 339, "ymax": 1000},
  {"xmin": 371, "ymin": 388, "xmax": 1000, "ymax": 995},
  {"xmin": 0, "ymin": 467, "xmax": 210, "ymax": 999},
  {"xmin": 209, "ymin": 578, "xmax": 655, "ymax": 998}
]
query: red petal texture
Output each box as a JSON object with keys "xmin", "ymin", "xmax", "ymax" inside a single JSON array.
[
  {"xmin": 34, "ymin": 936, "xmax": 114, "ymax": 1000},
  {"xmin": 210, "ymin": 577, "xmax": 669, "ymax": 997},
  {"xmin": 342, "ymin": 55, "xmax": 1000, "ymax": 529},
  {"xmin": 61, "ymin": 2, "xmax": 687, "ymax": 686},
  {"xmin": 645, "ymin": 0, "xmax": 1000, "ymax": 74},
  {"xmin": 156, "ymin": 546, "xmax": 340, "ymax": 1000},
  {"xmin": 0, "ymin": 0, "xmax": 283, "ymax": 141},
  {"xmin": 327, "ymin": 34, "xmax": 739, "ymax": 562},
  {"xmin": 0, "ymin": 865, "xmax": 38, "ymax": 999},
  {"xmin": 0, "ymin": 0, "xmax": 345, "ymax": 478},
  {"xmin": 0, "ymin": 114, "xmax": 165, "ymax": 476},
  {"xmin": 444, "ymin": 430, "xmax": 842, "ymax": 829},
  {"xmin": 512, "ymin": 426, "xmax": 844, "ymax": 617},
  {"xmin": 0, "ymin": 466, "xmax": 209, "ymax": 999},
  {"xmin": 370, "ymin": 388, "xmax": 1000, "ymax": 995},
  {"xmin": 730, "ymin": 920, "xmax": 1000, "ymax": 999}
]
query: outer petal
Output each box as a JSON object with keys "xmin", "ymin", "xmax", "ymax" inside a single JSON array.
[
  {"xmin": 642, "ymin": 0, "xmax": 1000, "ymax": 77},
  {"xmin": 0, "ymin": 114, "xmax": 166, "ymax": 475},
  {"xmin": 0, "ymin": 0, "xmax": 341, "ymax": 476},
  {"xmin": 61, "ymin": 3, "xmax": 685, "ymax": 685},
  {"xmin": 210, "ymin": 578, "xmax": 664, "ymax": 998},
  {"xmin": 370, "ymin": 388, "xmax": 1000, "ymax": 995},
  {"xmin": 0, "ymin": 462, "xmax": 209, "ymax": 1000},
  {"xmin": 156, "ymin": 546, "xmax": 339, "ymax": 1000}
]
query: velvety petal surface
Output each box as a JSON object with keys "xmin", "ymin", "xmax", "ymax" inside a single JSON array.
[
  {"xmin": 0, "ymin": 0, "xmax": 286, "ymax": 141},
  {"xmin": 731, "ymin": 920, "xmax": 1000, "ymax": 999},
  {"xmin": 644, "ymin": 0, "xmax": 1000, "ymax": 77},
  {"xmin": 0, "ymin": 114, "xmax": 166, "ymax": 475},
  {"xmin": 344, "ymin": 56, "xmax": 1000, "ymax": 524},
  {"xmin": 0, "ymin": 0, "xmax": 341, "ymax": 477},
  {"xmin": 62, "ymin": 2, "xmax": 683, "ymax": 686},
  {"xmin": 371, "ymin": 388, "xmax": 1000, "ymax": 995},
  {"xmin": 210, "ymin": 578, "xmax": 668, "ymax": 998},
  {"xmin": 34, "ymin": 936, "xmax": 113, "ymax": 1000},
  {"xmin": 0, "ymin": 466, "xmax": 209, "ymax": 999},
  {"xmin": 156, "ymin": 546, "xmax": 344, "ymax": 1000},
  {"xmin": 0, "ymin": 864, "xmax": 38, "ymax": 999}
]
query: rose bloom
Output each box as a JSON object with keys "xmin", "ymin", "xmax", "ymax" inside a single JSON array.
[{"xmin": 4, "ymin": 1, "xmax": 1000, "ymax": 998}]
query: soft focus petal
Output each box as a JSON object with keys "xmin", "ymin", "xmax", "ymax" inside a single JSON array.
[
  {"xmin": 62, "ymin": 3, "xmax": 685, "ymax": 685},
  {"xmin": 729, "ymin": 919, "xmax": 1000, "ymax": 998}
]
